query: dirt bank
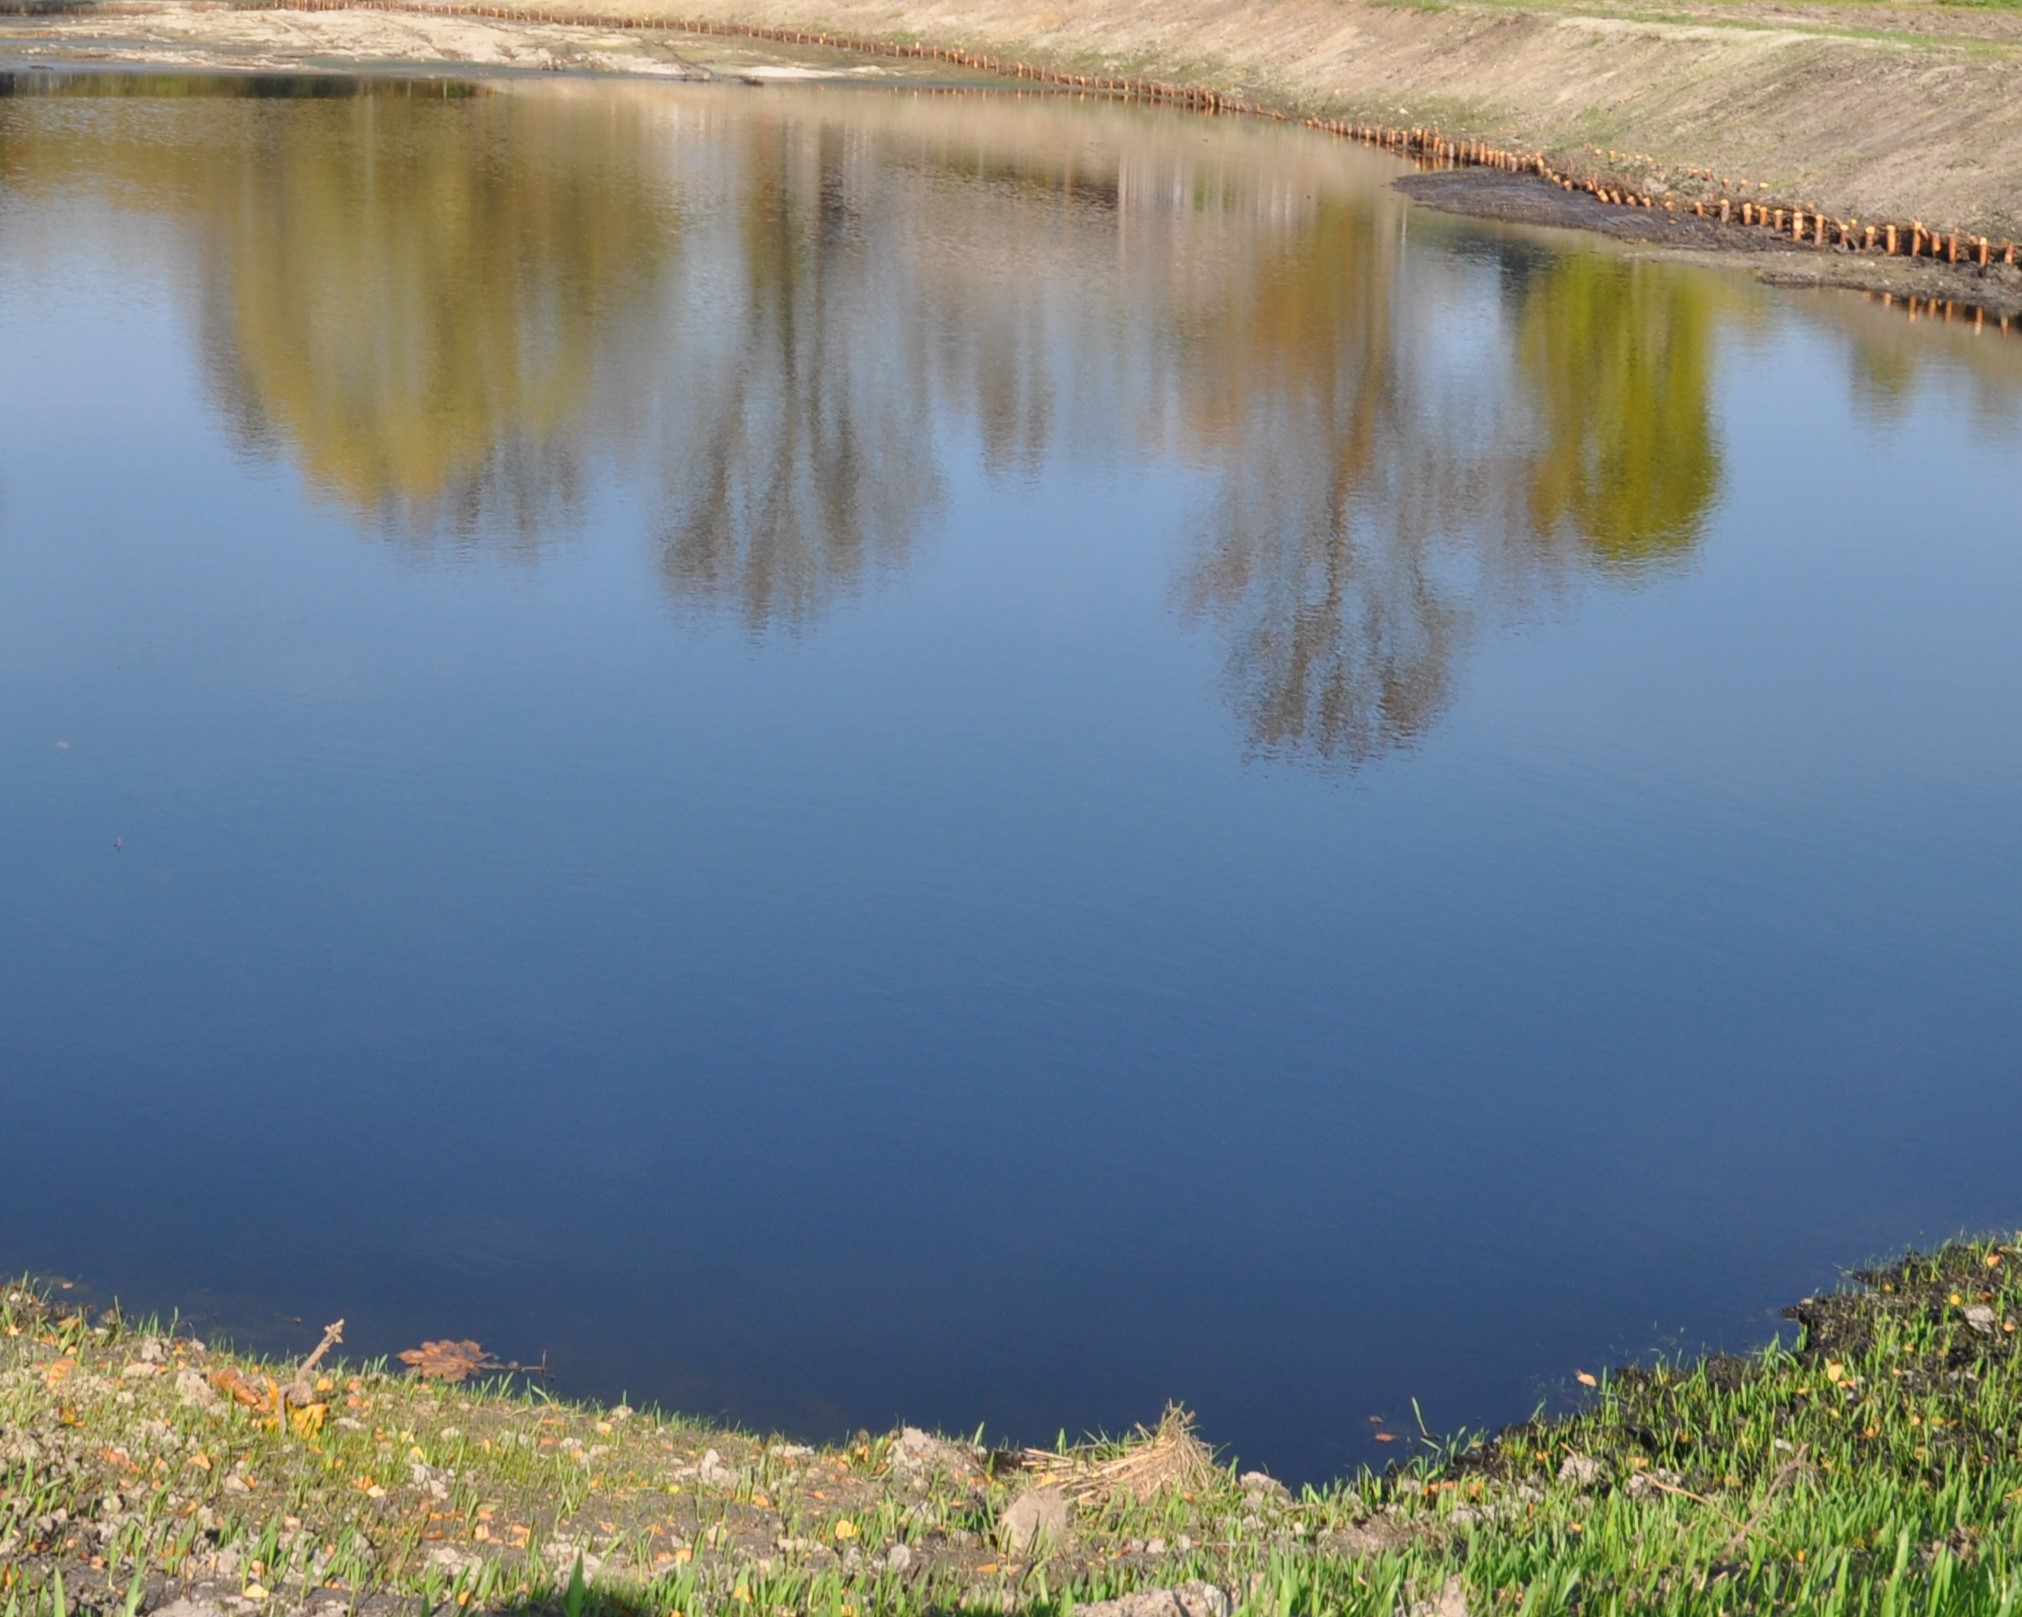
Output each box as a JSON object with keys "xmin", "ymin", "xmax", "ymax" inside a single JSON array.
[{"xmin": 293, "ymin": 0, "xmax": 2022, "ymax": 240}]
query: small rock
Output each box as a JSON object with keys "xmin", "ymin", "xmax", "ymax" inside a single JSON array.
[
  {"xmin": 1145, "ymin": 1536, "xmax": 1167, "ymax": 1555},
  {"xmin": 1965, "ymin": 1305, "xmax": 1998, "ymax": 1335},
  {"xmin": 883, "ymin": 1542, "xmax": 915, "ymax": 1574},
  {"xmin": 888, "ymin": 1427, "xmax": 977, "ymax": 1483},
  {"xmin": 1557, "ymin": 1453, "xmax": 1602, "ymax": 1487},
  {"xmin": 1240, "ymin": 1470, "xmax": 1291, "ymax": 1502},
  {"xmin": 1175, "ymin": 1534, "xmax": 1193, "ymax": 1553},
  {"xmin": 409, "ymin": 1461, "xmax": 452, "ymax": 1501},
  {"xmin": 425, "ymin": 1545, "xmax": 478, "ymax": 1575},
  {"xmin": 122, "ymin": 1360, "xmax": 161, "ymax": 1378},
  {"xmin": 770, "ymin": 1443, "xmax": 815, "ymax": 1460},
  {"xmin": 176, "ymin": 1368, "xmax": 224, "ymax": 1412},
  {"xmin": 1075, "ymin": 1583, "xmax": 1231, "ymax": 1617},
  {"xmin": 697, "ymin": 1448, "xmax": 739, "ymax": 1489},
  {"xmin": 1405, "ymin": 1577, "xmax": 1470, "ymax": 1617},
  {"xmin": 996, "ymin": 1486, "xmax": 1071, "ymax": 1557}
]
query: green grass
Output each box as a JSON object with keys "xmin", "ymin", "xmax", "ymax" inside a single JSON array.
[{"xmin": 6, "ymin": 1236, "xmax": 2022, "ymax": 1614}]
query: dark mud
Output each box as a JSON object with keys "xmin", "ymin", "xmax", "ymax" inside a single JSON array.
[{"xmin": 1397, "ymin": 169, "xmax": 2022, "ymax": 323}]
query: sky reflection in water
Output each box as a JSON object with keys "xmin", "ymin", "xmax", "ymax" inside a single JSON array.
[{"xmin": 1, "ymin": 73, "xmax": 2020, "ymax": 1483}]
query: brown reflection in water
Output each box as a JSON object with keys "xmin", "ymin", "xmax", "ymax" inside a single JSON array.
[
  {"xmin": 1174, "ymin": 198, "xmax": 1462, "ymax": 765},
  {"xmin": 645, "ymin": 114, "xmax": 941, "ymax": 632},
  {"xmin": 1, "ymin": 78, "xmax": 672, "ymax": 542},
  {"xmin": 200, "ymin": 89, "xmax": 674, "ymax": 544}
]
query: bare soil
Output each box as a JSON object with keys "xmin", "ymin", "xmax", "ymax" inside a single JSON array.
[{"xmin": 464, "ymin": 0, "xmax": 2022, "ymax": 238}]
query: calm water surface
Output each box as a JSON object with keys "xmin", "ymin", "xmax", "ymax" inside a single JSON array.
[{"xmin": 3, "ymin": 71, "xmax": 2021, "ymax": 1484}]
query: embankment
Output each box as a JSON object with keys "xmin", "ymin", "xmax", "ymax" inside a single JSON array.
[{"xmin": 451, "ymin": 0, "xmax": 2022, "ymax": 240}]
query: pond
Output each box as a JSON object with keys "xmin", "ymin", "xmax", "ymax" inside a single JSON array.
[{"xmin": 2, "ymin": 69, "xmax": 2020, "ymax": 1486}]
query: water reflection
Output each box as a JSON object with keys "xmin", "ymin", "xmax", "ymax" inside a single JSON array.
[
  {"xmin": 1518, "ymin": 254, "xmax": 1721, "ymax": 577},
  {"xmin": 17, "ymin": 73, "xmax": 1984, "ymax": 758},
  {"xmin": 195, "ymin": 88, "xmax": 677, "ymax": 542},
  {"xmin": 646, "ymin": 117, "xmax": 941, "ymax": 631}
]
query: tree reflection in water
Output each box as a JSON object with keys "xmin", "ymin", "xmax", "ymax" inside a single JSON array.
[
  {"xmin": 645, "ymin": 116, "xmax": 942, "ymax": 632},
  {"xmin": 1, "ymin": 76, "xmax": 1751, "ymax": 760}
]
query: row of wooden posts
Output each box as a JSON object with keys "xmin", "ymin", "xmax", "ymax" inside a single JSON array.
[{"xmin": 50, "ymin": 0, "xmax": 2022, "ymax": 296}]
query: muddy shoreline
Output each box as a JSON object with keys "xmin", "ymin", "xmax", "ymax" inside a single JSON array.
[{"xmin": 1397, "ymin": 169, "xmax": 2022, "ymax": 321}]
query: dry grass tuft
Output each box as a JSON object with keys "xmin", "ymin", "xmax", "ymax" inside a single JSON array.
[{"xmin": 1020, "ymin": 1403, "xmax": 1219, "ymax": 1508}]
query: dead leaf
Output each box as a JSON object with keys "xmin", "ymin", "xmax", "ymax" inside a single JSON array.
[
  {"xmin": 289, "ymin": 1402, "xmax": 328, "ymax": 1438},
  {"xmin": 397, "ymin": 1340, "xmax": 497, "ymax": 1384},
  {"xmin": 1575, "ymin": 1371, "xmax": 1599, "ymax": 1388},
  {"xmin": 209, "ymin": 1368, "xmax": 273, "ymax": 1412}
]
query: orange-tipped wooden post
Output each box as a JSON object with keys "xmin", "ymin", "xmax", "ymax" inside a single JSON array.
[{"xmin": 1886, "ymin": 224, "xmax": 1898, "ymax": 255}]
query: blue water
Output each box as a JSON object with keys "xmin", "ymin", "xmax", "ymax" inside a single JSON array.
[{"xmin": 2, "ymin": 72, "xmax": 2020, "ymax": 1484}]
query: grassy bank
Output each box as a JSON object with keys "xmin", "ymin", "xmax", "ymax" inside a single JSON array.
[{"xmin": 6, "ymin": 1237, "xmax": 2022, "ymax": 1615}]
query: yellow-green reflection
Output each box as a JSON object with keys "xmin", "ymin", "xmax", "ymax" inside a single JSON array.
[
  {"xmin": 1517, "ymin": 254, "xmax": 1721, "ymax": 575},
  {"xmin": 2, "ymin": 78, "xmax": 669, "ymax": 536}
]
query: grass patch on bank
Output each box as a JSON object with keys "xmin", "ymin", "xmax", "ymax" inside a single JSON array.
[{"xmin": 5, "ymin": 1237, "xmax": 2022, "ymax": 1615}]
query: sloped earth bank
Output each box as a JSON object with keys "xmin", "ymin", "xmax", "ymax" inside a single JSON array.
[
  {"xmin": 5, "ymin": 0, "xmax": 2022, "ymax": 317},
  {"xmin": 7, "ymin": 1238, "xmax": 2022, "ymax": 1615}
]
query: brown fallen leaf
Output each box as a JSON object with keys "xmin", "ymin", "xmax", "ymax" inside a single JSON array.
[
  {"xmin": 1575, "ymin": 1371, "xmax": 1600, "ymax": 1388},
  {"xmin": 210, "ymin": 1367, "xmax": 274, "ymax": 1411},
  {"xmin": 397, "ymin": 1339, "xmax": 498, "ymax": 1384}
]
